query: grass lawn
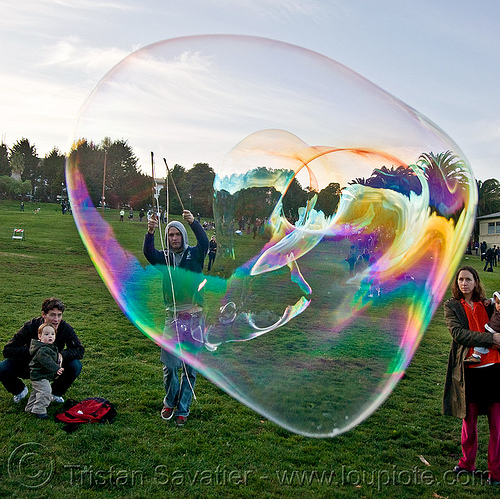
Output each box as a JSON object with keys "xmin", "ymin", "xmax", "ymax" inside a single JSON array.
[{"xmin": 0, "ymin": 199, "xmax": 499, "ymax": 498}]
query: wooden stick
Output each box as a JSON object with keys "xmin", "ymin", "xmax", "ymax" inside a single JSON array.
[
  {"xmin": 101, "ymin": 151, "xmax": 107, "ymax": 215},
  {"xmin": 151, "ymin": 151, "xmax": 156, "ymax": 210},
  {"xmin": 163, "ymin": 158, "xmax": 185, "ymax": 211}
]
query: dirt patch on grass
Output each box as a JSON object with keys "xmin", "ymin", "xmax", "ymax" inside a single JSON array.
[{"xmin": 0, "ymin": 252, "xmax": 36, "ymax": 258}]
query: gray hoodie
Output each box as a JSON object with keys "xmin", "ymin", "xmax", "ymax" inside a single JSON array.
[{"xmin": 165, "ymin": 220, "xmax": 189, "ymax": 266}]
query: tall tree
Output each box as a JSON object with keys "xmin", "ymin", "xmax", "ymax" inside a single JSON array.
[
  {"xmin": 10, "ymin": 151, "xmax": 24, "ymax": 181},
  {"xmin": 129, "ymin": 173, "xmax": 155, "ymax": 209},
  {"xmin": 11, "ymin": 138, "xmax": 39, "ymax": 192},
  {"xmin": 183, "ymin": 162, "xmax": 215, "ymax": 217},
  {"xmin": 471, "ymin": 178, "xmax": 500, "ymax": 242},
  {"xmin": 104, "ymin": 139, "xmax": 141, "ymax": 207},
  {"xmin": 68, "ymin": 138, "xmax": 154, "ymax": 209},
  {"xmin": 282, "ymin": 177, "xmax": 308, "ymax": 221},
  {"xmin": 316, "ymin": 182, "xmax": 341, "ymax": 217},
  {"xmin": 68, "ymin": 139, "xmax": 105, "ymax": 207},
  {"xmin": 0, "ymin": 143, "xmax": 10, "ymax": 177},
  {"xmin": 161, "ymin": 164, "xmax": 187, "ymax": 214},
  {"xmin": 41, "ymin": 147, "xmax": 66, "ymax": 200}
]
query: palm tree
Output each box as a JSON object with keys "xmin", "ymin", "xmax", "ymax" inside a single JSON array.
[
  {"xmin": 476, "ymin": 178, "xmax": 500, "ymax": 217},
  {"xmin": 417, "ymin": 151, "xmax": 468, "ymax": 219},
  {"xmin": 348, "ymin": 165, "xmax": 421, "ymax": 197},
  {"xmin": 474, "ymin": 178, "xmax": 500, "ymax": 242}
]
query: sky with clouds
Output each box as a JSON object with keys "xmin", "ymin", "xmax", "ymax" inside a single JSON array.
[{"xmin": 1, "ymin": 0, "xmax": 499, "ymax": 180}]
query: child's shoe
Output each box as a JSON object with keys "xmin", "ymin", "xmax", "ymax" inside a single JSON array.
[{"xmin": 464, "ymin": 355, "xmax": 481, "ymax": 364}]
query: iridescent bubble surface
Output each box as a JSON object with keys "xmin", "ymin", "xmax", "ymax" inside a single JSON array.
[{"xmin": 66, "ymin": 35, "xmax": 476, "ymax": 436}]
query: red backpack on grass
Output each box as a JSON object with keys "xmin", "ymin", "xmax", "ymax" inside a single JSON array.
[{"xmin": 56, "ymin": 397, "xmax": 116, "ymax": 432}]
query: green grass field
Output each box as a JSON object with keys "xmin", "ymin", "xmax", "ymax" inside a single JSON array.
[{"xmin": 0, "ymin": 200, "xmax": 499, "ymax": 498}]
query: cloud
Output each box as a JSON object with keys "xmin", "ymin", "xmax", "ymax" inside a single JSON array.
[
  {"xmin": 41, "ymin": 0, "xmax": 136, "ymax": 9},
  {"xmin": 205, "ymin": 0, "xmax": 327, "ymax": 21},
  {"xmin": 37, "ymin": 36, "xmax": 132, "ymax": 76},
  {"xmin": 476, "ymin": 118, "xmax": 500, "ymax": 143},
  {"xmin": 250, "ymin": 0, "xmax": 325, "ymax": 16},
  {"xmin": 0, "ymin": 73, "xmax": 87, "ymax": 154},
  {"xmin": 0, "ymin": 0, "xmax": 137, "ymax": 31},
  {"xmin": 67, "ymin": 38, "xmax": 451, "ymax": 183}
]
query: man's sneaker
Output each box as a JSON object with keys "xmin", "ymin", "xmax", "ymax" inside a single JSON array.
[
  {"xmin": 176, "ymin": 416, "xmax": 187, "ymax": 427},
  {"xmin": 51, "ymin": 395, "xmax": 64, "ymax": 403},
  {"xmin": 13, "ymin": 386, "xmax": 28, "ymax": 403},
  {"xmin": 161, "ymin": 406, "xmax": 175, "ymax": 420}
]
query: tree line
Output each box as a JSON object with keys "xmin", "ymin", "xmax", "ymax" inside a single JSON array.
[
  {"xmin": 2, "ymin": 137, "xmax": 342, "ymax": 220},
  {"xmin": 0, "ymin": 137, "xmax": 218, "ymax": 216},
  {"xmin": 0, "ymin": 139, "xmax": 64, "ymax": 201},
  {"xmin": 3, "ymin": 138, "xmax": 500, "ymax": 225}
]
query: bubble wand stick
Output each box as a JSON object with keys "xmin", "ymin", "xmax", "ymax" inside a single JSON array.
[
  {"xmin": 151, "ymin": 151, "xmax": 156, "ymax": 210},
  {"xmin": 161, "ymin": 157, "xmax": 197, "ymax": 401},
  {"xmin": 163, "ymin": 158, "xmax": 185, "ymax": 211}
]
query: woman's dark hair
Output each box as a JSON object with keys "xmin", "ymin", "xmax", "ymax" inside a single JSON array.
[
  {"xmin": 41, "ymin": 298, "xmax": 65, "ymax": 314},
  {"xmin": 451, "ymin": 266, "xmax": 486, "ymax": 302}
]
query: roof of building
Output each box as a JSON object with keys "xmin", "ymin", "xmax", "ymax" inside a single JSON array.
[{"xmin": 477, "ymin": 212, "xmax": 500, "ymax": 220}]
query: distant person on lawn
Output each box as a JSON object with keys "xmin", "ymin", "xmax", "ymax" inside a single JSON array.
[
  {"xmin": 0, "ymin": 298, "xmax": 84, "ymax": 405},
  {"xmin": 207, "ymin": 235, "xmax": 217, "ymax": 271}
]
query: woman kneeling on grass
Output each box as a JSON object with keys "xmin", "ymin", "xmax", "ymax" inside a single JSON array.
[{"xmin": 443, "ymin": 266, "xmax": 500, "ymax": 486}]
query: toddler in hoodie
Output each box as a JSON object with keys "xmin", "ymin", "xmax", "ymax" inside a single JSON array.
[{"xmin": 24, "ymin": 323, "xmax": 64, "ymax": 418}]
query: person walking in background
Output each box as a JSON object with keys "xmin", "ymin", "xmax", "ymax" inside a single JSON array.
[
  {"xmin": 207, "ymin": 235, "xmax": 217, "ymax": 271},
  {"xmin": 481, "ymin": 241, "xmax": 487, "ymax": 261},
  {"xmin": 484, "ymin": 247, "xmax": 495, "ymax": 272}
]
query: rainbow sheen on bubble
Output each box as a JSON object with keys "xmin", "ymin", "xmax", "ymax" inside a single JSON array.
[{"xmin": 66, "ymin": 35, "xmax": 476, "ymax": 437}]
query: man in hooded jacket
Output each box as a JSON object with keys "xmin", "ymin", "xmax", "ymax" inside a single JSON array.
[{"xmin": 143, "ymin": 209, "xmax": 208, "ymax": 426}]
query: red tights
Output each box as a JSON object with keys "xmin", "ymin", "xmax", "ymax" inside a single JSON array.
[{"xmin": 458, "ymin": 402, "xmax": 500, "ymax": 480}]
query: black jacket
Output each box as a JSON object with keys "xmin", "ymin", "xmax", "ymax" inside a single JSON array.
[
  {"xmin": 3, "ymin": 317, "xmax": 84, "ymax": 365},
  {"xmin": 442, "ymin": 299, "xmax": 494, "ymax": 418}
]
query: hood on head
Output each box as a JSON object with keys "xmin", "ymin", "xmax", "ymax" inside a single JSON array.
[
  {"xmin": 165, "ymin": 221, "xmax": 188, "ymax": 252},
  {"xmin": 29, "ymin": 338, "xmax": 52, "ymax": 356}
]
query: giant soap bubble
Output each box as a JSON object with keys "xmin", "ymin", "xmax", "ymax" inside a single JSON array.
[{"xmin": 66, "ymin": 35, "xmax": 476, "ymax": 436}]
